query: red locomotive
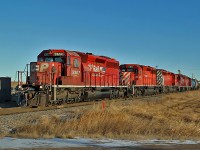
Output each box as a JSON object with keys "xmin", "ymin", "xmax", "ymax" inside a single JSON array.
[
  {"xmin": 26, "ymin": 49, "xmax": 124, "ymax": 106},
  {"xmin": 157, "ymin": 69, "xmax": 177, "ymax": 93},
  {"xmin": 119, "ymin": 64, "xmax": 193, "ymax": 96},
  {"xmin": 16, "ymin": 49, "xmax": 198, "ymax": 106},
  {"xmin": 30, "ymin": 49, "xmax": 119, "ymax": 87},
  {"xmin": 120, "ymin": 64, "xmax": 158, "ymax": 96},
  {"xmin": 175, "ymin": 74, "xmax": 191, "ymax": 90}
]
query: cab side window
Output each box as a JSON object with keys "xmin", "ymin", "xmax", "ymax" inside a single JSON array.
[
  {"xmin": 134, "ymin": 68, "xmax": 138, "ymax": 74},
  {"xmin": 73, "ymin": 58, "xmax": 79, "ymax": 68},
  {"xmin": 67, "ymin": 56, "xmax": 71, "ymax": 65}
]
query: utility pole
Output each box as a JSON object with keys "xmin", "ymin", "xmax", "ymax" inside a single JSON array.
[{"xmin": 26, "ymin": 64, "xmax": 30, "ymax": 84}]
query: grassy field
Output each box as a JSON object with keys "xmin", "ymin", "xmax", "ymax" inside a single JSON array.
[{"xmin": 11, "ymin": 90, "xmax": 200, "ymax": 140}]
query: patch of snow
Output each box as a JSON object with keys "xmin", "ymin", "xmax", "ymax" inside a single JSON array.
[{"xmin": 0, "ymin": 137, "xmax": 199, "ymax": 149}]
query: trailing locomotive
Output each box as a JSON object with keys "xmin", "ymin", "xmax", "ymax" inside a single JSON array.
[
  {"xmin": 16, "ymin": 49, "xmax": 199, "ymax": 106},
  {"xmin": 120, "ymin": 64, "xmax": 198, "ymax": 96}
]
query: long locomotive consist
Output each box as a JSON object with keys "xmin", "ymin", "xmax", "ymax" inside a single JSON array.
[{"xmin": 16, "ymin": 49, "xmax": 199, "ymax": 106}]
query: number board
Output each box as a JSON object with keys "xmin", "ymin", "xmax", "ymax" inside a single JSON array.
[{"xmin": 54, "ymin": 53, "xmax": 65, "ymax": 56}]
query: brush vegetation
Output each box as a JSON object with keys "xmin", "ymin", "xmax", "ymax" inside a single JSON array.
[{"xmin": 11, "ymin": 90, "xmax": 200, "ymax": 140}]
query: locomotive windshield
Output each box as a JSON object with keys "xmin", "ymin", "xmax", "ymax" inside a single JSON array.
[
  {"xmin": 38, "ymin": 57, "xmax": 65, "ymax": 63},
  {"xmin": 121, "ymin": 67, "xmax": 138, "ymax": 73}
]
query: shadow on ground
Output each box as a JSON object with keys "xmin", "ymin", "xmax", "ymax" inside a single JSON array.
[{"xmin": 0, "ymin": 101, "xmax": 17, "ymax": 108}]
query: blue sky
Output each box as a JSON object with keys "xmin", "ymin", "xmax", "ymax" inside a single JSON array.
[{"xmin": 0, "ymin": 0, "xmax": 200, "ymax": 80}]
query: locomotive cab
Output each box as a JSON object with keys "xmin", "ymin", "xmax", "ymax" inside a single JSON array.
[
  {"xmin": 120, "ymin": 64, "xmax": 141, "ymax": 86},
  {"xmin": 29, "ymin": 49, "xmax": 81, "ymax": 87}
]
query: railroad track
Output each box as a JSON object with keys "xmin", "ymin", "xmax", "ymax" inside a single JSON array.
[
  {"xmin": 0, "ymin": 94, "xmax": 164, "ymax": 116},
  {"xmin": 0, "ymin": 101, "xmax": 101, "ymax": 116}
]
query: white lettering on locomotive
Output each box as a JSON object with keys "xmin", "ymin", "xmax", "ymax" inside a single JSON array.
[
  {"xmin": 54, "ymin": 52, "xmax": 64, "ymax": 56},
  {"xmin": 40, "ymin": 63, "xmax": 49, "ymax": 72},
  {"xmin": 31, "ymin": 63, "xmax": 49, "ymax": 72},
  {"xmin": 72, "ymin": 70, "xmax": 80, "ymax": 76},
  {"xmin": 88, "ymin": 64, "xmax": 106, "ymax": 73}
]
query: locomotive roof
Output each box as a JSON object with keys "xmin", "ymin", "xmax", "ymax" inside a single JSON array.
[
  {"xmin": 75, "ymin": 51, "xmax": 118, "ymax": 63},
  {"xmin": 38, "ymin": 49, "xmax": 119, "ymax": 65},
  {"xmin": 39, "ymin": 49, "xmax": 80, "ymax": 57},
  {"xmin": 157, "ymin": 69, "xmax": 174, "ymax": 74},
  {"xmin": 121, "ymin": 64, "xmax": 156, "ymax": 69},
  {"xmin": 175, "ymin": 74, "xmax": 191, "ymax": 79}
]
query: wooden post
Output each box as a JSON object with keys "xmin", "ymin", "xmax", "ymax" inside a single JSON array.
[{"xmin": 102, "ymin": 100, "xmax": 106, "ymax": 111}]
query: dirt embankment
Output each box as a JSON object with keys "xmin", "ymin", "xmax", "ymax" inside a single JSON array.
[{"xmin": 1, "ymin": 90, "xmax": 200, "ymax": 140}]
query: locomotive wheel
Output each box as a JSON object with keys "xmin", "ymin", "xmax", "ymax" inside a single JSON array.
[
  {"xmin": 156, "ymin": 89, "xmax": 159, "ymax": 95},
  {"xmin": 109, "ymin": 94, "xmax": 114, "ymax": 100},
  {"xmin": 75, "ymin": 97, "xmax": 81, "ymax": 103},
  {"xmin": 144, "ymin": 89, "xmax": 148, "ymax": 96},
  {"xmin": 135, "ymin": 89, "xmax": 140, "ymax": 97},
  {"xmin": 70, "ymin": 99, "xmax": 75, "ymax": 104},
  {"xmin": 65, "ymin": 98, "xmax": 74, "ymax": 104},
  {"xmin": 141, "ymin": 89, "xmax": 146, "ymax": 96}
]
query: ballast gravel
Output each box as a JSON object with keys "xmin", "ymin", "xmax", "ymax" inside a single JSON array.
[{"xmin": 0, "ymin": 107, "xmax": 86, "ymax": 136}]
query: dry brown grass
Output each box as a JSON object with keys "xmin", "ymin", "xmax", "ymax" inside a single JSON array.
[{"xmin": 10, "ymin": 90, "xmax": 200, "ymax": 140}]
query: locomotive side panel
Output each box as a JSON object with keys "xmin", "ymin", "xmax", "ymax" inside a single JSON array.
[
  {"xmin": 142, "ymin": 66, "xmax": 157, "ymax": 86},
  {"xmin": 76, "ymin": 52, "xmax": 120, "ymax": 87},
  {"xmin": 175, "ymin": 74, "xmax": 192, "ymax": 91},
  {"xmin": 157, "ymin": 70, "xmax": 177, "ymax": 93},
  {"xmin": 158, "ymin": 70, "xmax": 175, "ymax": 86}
]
